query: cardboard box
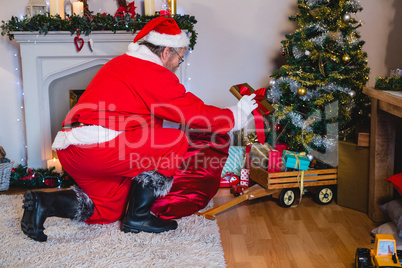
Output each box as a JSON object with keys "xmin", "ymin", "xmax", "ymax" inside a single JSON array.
[{"xmin": 337, "ymin": 141, "xmax": 369, "ymax": 212}]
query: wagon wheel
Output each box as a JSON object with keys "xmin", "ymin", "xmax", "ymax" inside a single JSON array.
[
  {"xmin": 314, "ymin": 186, "xmax": 334, "ymax": 205},
  {"xmin": 278, "ymin": 188, "xmax": 296, "ymax": 208}
]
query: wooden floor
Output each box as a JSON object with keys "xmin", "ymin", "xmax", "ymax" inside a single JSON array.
[
  {"xmin": 213, "ymin": 188, "xmax": 377, "ymax": 268},
  {"xmin": 3, "ymin": 186, "xmax": 378, "ymax": 268}
]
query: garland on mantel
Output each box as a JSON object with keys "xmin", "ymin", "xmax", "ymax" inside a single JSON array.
[
  {"xmin": 375, "ymin": 76, "xmax": 402, "ymax": 92},
  {"xmin": 1, "ymin": 13, "xmax": 198, "ymax": 50},
  {"xmin": 10, "ymin": 164, "xmax": 77, "ymax": 188}
]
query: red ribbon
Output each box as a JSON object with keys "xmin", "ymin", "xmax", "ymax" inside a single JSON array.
[{"xmin": 238, "ymin": 84, "xmax": 269, "ymax": 144}]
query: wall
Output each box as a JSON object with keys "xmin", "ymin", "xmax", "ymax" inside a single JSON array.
[{"xmin": 0, "ymin": 0, "xmax": 401, "ymax": 166}]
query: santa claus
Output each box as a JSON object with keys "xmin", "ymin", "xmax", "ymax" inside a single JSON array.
[{"xmin": 21, "ymin": 17, "xmax": 257, "ymax": 242}]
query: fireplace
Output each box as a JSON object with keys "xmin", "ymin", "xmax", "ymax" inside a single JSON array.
[{"xmin": 13, "ymin": 31, "xmax": 185, "ymax": 168}]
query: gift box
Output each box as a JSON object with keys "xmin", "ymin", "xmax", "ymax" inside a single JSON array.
[
  {"xmin": 221, "ymin": 146, "xmax": 246, "ymax": 178},
  {"xmin": 268, "ymin": 150, "xmax": 282, "ymax": 173},
  {"xmin": 249, "ymin": 143, "xmax": 273, "ymax": 169},
  {"xmin": 240, "ymin": 168, "xmax": 250, "ymax": 187},
  {"xmin": 283, "ymin": 150, "xmax": 310, "ymax": 171},
  {"xmin": 229, "ymin": 83, "xmax": 275, "ymax": 115},
  {"xmin": 274, "ymin": 143, "xmax": 288, "ymax": 154}
]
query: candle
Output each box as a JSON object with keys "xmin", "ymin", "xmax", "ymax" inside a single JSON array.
[
  {"xmin": 49, "ymin": 0, "xmax": 65, "ymax": 19},
  {"xmin": 144, "ymin": 0, "xmax": 155, "ymax": 16},
  {"xmin": 47, "ymin": 158, "xmax": 63, "ymax": 174},
  {"xmin": 72, "ymin": 1, "xmax": 84, "ymax": 17},
  {"xmin": 170, "ymin": 0, "xmax": 177, "ymax": 15}
]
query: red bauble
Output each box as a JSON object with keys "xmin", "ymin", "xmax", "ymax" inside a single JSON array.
[
  {"xmin": 281, "ymin": 51, "xmax": 285, "ymax": 56},
  {"xmin": 275, "ymin": 124, "xmax": 282, "ymax": 132}
]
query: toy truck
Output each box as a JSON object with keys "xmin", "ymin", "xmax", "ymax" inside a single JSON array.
[{"xmin": 355, "ymin": 234, "xmax": 402, "ymax": 268}]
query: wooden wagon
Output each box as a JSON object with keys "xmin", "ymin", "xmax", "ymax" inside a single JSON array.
[{"xmin": 196, "ymin": 166, "xmax": 338, "ymax": 220}]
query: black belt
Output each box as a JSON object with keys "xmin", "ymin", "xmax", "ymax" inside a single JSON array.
[{"xmin": 62, "ymin": 122, "xmax": 91, "ymax": 129}]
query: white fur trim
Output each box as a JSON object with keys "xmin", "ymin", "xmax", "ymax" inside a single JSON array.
[
  {"xmin": 227, "ymin": 106, "xmax": 250, "ymax": 132},
  {"xmin": 135, "ymin": 170, "xmax": 174, "ymax": 197},
  {"xmin": 128, "ymin": 42, "xmax": 140, "ymax": 53},
  {"xmin": 125, "ymin": 45, "xmax": 163, "ymax": 66},
  {"xmin": 145, "ymin": 30, "xmax": 190, "ymax": 48},
  {"xmin": 51, "ymin": 126, "xmax": 123, "ymax": 150}
]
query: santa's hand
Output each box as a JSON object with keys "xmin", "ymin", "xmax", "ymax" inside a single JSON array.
[
  {"xmin": 227, "ymin": 94, "xmax": 258, "ymax": 132},
  {"xmin": 237, "ymin": 94, "xmax": 258, "ymax": 115}
]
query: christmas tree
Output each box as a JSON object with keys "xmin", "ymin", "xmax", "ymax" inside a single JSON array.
[{"xmin": 267, "ymin": 0, "xmax": 370, "ymax": 165}]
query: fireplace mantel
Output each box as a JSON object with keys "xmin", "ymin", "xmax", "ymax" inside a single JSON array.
[
  {"xmin": 12, "ymin": 31, "xmax": 138, "ymax": 43},
  {"xmin": 13, "ymin": 31, "xmax": 185, "ymax": 169}
]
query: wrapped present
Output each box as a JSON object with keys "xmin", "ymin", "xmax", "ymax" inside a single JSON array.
[
  {"xmin": 283, "ymin": 150, "xmax": 310, "ymax": 171},
  {"xmin": 240, "ymin": 168, "xmax": 250, "ymax": 187},
  {"xmin": 221, "ymin": 146, "xmax": 246, "ymax": 178},
  {"xmin": 229, "ymin": 83, "xmax": 275, "ymax": 114},
  {"xmin": 230, "ymin": 83, "xmax": 275, "ymax": 144},
  {"xmin": 268, "ymin": 150, "xmax": 282, "ymax": 173},
  {"xmin": 274, "ymin": 143, "xmax": 288, "ymax": 154},
  {"xmin": 220, "ymin": 172, "xmax": 240, "ymax": 188},
  {"xmin": 249, "ymin": 143, "xmax": 273, "ymax": 169}
]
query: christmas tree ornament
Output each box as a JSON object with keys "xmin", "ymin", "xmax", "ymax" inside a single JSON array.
[
  {"xmin": 275, "ymin": 124, "xmax": 282, "ymax": 132},
  {"xmin": 298, "ymin": 86, "xmax": 307, "ymax": 96},
  {"xmin": 348, "ymin": 90, "xmax": 356, "ymax": 97},
  {"xmin": 269, "ymin": 80, "xmax": 276, "ymax": 86},
  {"xmin": 342, "ymin": 54, "xmax": 351, "ymax": 63},
  {"xmin": 307, "ymin": 153, "xmax": 314, "ymax": 162},
  {"xmin": 343, "ymin": 13, "xmax": 351, "ymax": 22},
  {"xmin": 305, "ymin": 50, "xmax": 310, "ymax": 56},
  {"xmin": 281, "ymin": 47, "xmax": 286, "ymax": 56}
]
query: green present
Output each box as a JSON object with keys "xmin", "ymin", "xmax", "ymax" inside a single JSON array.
[{"xmin": 221, "ymin": 146, "xmax": 246, "ymax": 177}]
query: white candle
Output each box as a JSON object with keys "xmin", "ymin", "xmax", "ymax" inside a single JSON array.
[
  {"xmin": 49, "ymin": 0, "xmax": 65, "ymax": 19},
  {"xmin": 47, "ymin": 158, "xmax": 63, "ymax": 174},
  {"xmin": 72, "ymin": 1, "xmax": 84, "ymax": 17},
  {"xmin": 144, "ymin": 0, "xmax": 155, "ymax": 16}
]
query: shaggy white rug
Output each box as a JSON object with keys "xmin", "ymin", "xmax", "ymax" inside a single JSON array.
[{"xmin": 0, "ymin": 194, "xmax": 226, "ymax": 268}]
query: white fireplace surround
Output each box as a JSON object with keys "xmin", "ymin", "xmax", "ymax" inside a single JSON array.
[{"xmin": 13, "ymin": 31, "xmax": 185, "ymax": 169}]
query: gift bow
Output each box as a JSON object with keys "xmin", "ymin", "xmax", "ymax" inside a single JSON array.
[
  {"xmin": 237, "ymin": 84, "xmax": 270, "ymax": 144},
  {"xmin": 283, "ymin": 150, "xmax": 307, "ymax": 207},
  {"xmin": 283, "ymin": 151, "xmax": 307, "ymax": 170}
]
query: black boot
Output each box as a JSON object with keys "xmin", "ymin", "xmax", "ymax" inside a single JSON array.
[
  {"xmin": 21, "ymin": 187, "xmax": 94, "ymax": 242},
  {"xmin": 121, "ymin": 170, "xmax": 177, "ymax": 233}
]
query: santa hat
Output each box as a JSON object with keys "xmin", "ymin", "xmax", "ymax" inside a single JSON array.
[{"xmin": 128, "ymin": 17, "xmax": 190, "ymax": 52}]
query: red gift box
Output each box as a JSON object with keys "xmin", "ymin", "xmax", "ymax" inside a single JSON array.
[{"xmin": 268, "ymin": 150, "xmax": 282, "ymax": 173}]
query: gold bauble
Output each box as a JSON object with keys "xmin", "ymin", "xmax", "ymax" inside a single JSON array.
[
  {"xmin": 298, "ymin": 86, "xmax": 307, "ymax": 96},
  {"xmin": 342, "ymin": 54, "xmax": 351, "ymax": 63}
]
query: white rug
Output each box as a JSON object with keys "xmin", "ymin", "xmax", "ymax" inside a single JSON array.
[{"xmin": 0, "ymin": 194, "xmax": 226, "ymax": 268}]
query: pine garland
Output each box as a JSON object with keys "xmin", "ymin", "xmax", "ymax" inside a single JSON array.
[
  {"xmin": 375, "ymin": 76, "xmax": 402, "ymax": 91},
  {"xmin": 10, "ymin": 165, "xmax": 77, "ymax": 188},
  {"xmin": 1, "ymin": 13, "xmax": 198, "ymax": 50}
]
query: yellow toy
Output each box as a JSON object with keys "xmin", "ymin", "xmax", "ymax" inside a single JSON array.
[{"xmin": 355, "ymin": 234, "xmax": 402, "ymax": 268}]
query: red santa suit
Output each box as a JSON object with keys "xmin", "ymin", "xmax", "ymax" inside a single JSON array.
[{"xmin": 53, "ymin": 44, "xmax": 235, "ymax": 224}]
